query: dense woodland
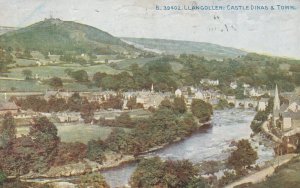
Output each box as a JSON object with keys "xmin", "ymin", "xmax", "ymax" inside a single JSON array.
[{"xmin": 91, "ymin": 54, "xmax": 300, "ymax": 93}]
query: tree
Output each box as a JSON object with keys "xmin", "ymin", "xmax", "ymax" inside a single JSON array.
[
  {"xmin": 1, "ymin": 112, "xmax": 16, "ymax": 140},
  {"xmin": 0, "ymin": 49, "xmax": 14, "ymax": 72},
  {"xmin": 18, "ymin": 96, "xmax": 48, "ymax": 112},
  {"xmin": 48, "ymin": 96, "xmax": 68, "ymax": 112},
  {"xmin": 67, "ymin": 92, "xmax": 82, "ymax": 112},
  {"xmin": 173, "ymin": 96, "xmax": 187, "ymax": 114},
  {"xmin": 0, "ymin": 117, "xmax": 60, "ymax": 175},
  {"xmin": 49, "ymin": 77, "xmax": 63, "ymax": 88},
  {"xmin": 22, "ymin": 69, "xmax": 32, "ymax": 80},
  {"xmin": 29, "ymin": 117, "xmax": 60, "ymax": 163},
  {"xmin": 116, "ymin": 113, "xmax": 133, "ymax": 127},
  {"xmin": 79, "ymin": 173, "xmax": 110, "ymax": 188},
  {"xmin": 191, "ymin": 99, "xmax": 213, "ymax": 122},
  {"xmin": 228, "ymin": 139, "xmax": 258, "ymax": 171},
  {"xmin": 0, "ymin": 112, "xmax": 16, "ymax": 147},
  {"xmin": 130, "ymin": 157, "xmax": 166, "ymax": 187},
  {"xmin": 159, "ymin": 98, "xmax": 174, "ymax": 110},
  {"xmin": 93, "ymin": 72, "xmax": 107, "ymax": 87},
  {"xmin": 69, "ymin": 70, "xmax": 89, "ymax": 82},
  {"xmin": 87, "ymin": 139, "xmax": 107, "ymax": 164},
  {"xmin": 130, "ymin": 157, "xmax": 203, "ymax": 188},
  {"xmin": 52, "ymin": 142, "xmax": 87, "ymax": 166},
  {"xmin": 80, "ymin": 98, "xmax": 95, "ymax": 123}
]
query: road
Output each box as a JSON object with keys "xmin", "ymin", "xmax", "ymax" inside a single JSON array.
[{"xmin": 224, "ymin": 154, "xmax": 297, "ymax": 188}]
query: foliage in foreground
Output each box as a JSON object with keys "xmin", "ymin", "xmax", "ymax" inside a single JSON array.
[
  {"xmin": 130, "ymin": 157, "xmax": 207, "ymax": 188},
  {"xmin": 249, "ymin": 157, "xmax": 300, "ymax": 188},
  {"xmin": 228, "ymin": 139, "xmax": 258, "ymax": 171},
  {"xmin": 78, "ymin": 173, "xmax": 110, "ymax": 188}
]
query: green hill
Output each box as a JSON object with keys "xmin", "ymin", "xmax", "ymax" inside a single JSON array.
[
  {"xmin": 0, "ymin": 18, "xmax": 136, "ymax": 55},
  {"xmin": 122, "ymin": 37, "xmax": 247, "ymax": 59},
  {"xmin": 0, "ymin": 26, "xmax": 18, "ymax": 35}
]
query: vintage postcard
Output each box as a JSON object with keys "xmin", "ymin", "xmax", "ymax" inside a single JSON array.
[{"xmin": 0, "ymin": 0, "xmax": 299, "ymax": 187}]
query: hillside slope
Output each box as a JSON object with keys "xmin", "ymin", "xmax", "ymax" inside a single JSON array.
[
  {"xmin": 0, "ymin": 26, "xmax": 18, "ymax": 35},
  {"xmin": 0, "ymin": 18, "xmax": 136, "ymax": 54},
  {"xmin": 122, "ymin": 37, "xmax": 247, "ymax": 59}
]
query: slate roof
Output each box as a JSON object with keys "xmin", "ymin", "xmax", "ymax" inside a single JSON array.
[{"xmin": 0, "ymin": 102, "xmax": 19, "ymax": 111}]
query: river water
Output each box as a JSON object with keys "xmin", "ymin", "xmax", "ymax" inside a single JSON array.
[{"xmin": 102, "ymin": 109, "xmax": 275, "ymax": 188}]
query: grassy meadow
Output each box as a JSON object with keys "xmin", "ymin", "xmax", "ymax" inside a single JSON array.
[{"xmin": 16, "ymin": 123, "xmax": 129, "ymax": 144}]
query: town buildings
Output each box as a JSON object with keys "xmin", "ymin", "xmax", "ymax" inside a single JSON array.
[{"xmin": 272, "ymin": 85, "xmax": 300, "ymax": 132}]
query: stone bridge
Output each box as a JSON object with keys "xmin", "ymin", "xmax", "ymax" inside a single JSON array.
[{"xmin": 227, "ymin": 99, "xmax": 258, "ymax": 109}]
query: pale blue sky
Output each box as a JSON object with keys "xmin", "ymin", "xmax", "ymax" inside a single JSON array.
[{"xmin": 0, "ymin": 0, "xmax": 299, "ymax": 59}]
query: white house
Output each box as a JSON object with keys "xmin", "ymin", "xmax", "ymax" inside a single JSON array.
[
  {"xmin": 230, "ymin": 82, "xmax": 238, "ymax": 89},
  {"xmin": 200, "ymin": 79, "xmax": 219, "ymax": 86},
  {"xmin": 194, "ymin": 91, "xmax": 204, "ymax": 100},
  {"xmin": 258, "ymin": 98, "xmax": 269, "ymax": 111},
  {"xmin": 282, "ymin": 112, "xmax": 292, "ymax": 130},
  {"xmin": 175, "ymin": 89, "xmax": 182, "ymax": 97},
  {"xmin": 243, "ymin": 83, "xmax": 250, "ymax": 88}
]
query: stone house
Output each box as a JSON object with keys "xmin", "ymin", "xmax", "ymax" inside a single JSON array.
[{"xmin": 0, "ymin": 102, "xmax": 20, "ymax": 115}]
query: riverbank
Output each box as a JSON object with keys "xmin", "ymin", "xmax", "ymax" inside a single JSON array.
[
  {"xmin": 20, "ymin": 154, "xmax": 136, "ymax": 181},
  {"xmin": 16, "ymin": 109, "xmax": 260, "ymax": 188},
  {"xmin": 20, "ymin": 120, "xmax": 211, "ymax": 182}
]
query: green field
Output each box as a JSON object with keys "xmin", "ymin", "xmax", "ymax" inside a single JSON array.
[
  {"xmin": 14, "ymin": 59, "xmax": 37, "ymax": 67},
  {"xmin": 0, "ymin": 79, "xmax": 100, "ymax": 92},
  {"xmin": 16, "ymin": 123, "xmax": 128, "ymax": 144},
  {"xmin": 113, "ymin": 57, "xmax": 159, "ymax": 70},
  {"xmin": 0, "ymin": 80, "xmax": 48, "ymax": 92},
  {"xmin": 7, "ymin": 64, "xmax": 122, "ymax": 79}
]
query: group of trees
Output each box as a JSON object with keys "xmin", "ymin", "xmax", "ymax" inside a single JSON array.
[
  {"xmin": 160, "ymin": 97, "xmax": 187, "ymax": 114},
  {"xmin": 219, "ymin": 139, "xmax": 258, "ymax": 186},
  {"xmin": 0, "ymin": 112, "xmax": 16, "ymax": 147},
  {"xmin": 0, "ymin": 115, "xmax": 60, "ymax": 175},
  {"xmin": 65, "ymin": 69, "xmax": 89, "ymax": 82},
  {"xmin": 60, "ymin": 54, "xmax": 87, "ymax": 65},
  {"xmin": 48, "ymin": 77, "xmax": 63, "ymax": 88},
  {"xmin": 92, "ymin": 59, "xmax": 179, "ymax": 91},
  {"xmin": 0, "ymin": 48, "xmax": 15, "ymax": 72},
  {"xmin": 96, "ymin": 112, "xmax": 135, "ymax": 128},
  {"xmin": 90, "ymin": 53, "xmax": 300, "ymax": 95},
  {"xmin": 100, "ymin": 98, "xmax": 212, "ymax": 155},
  {"xmin": 130, "ymin": 157, "xmax": 207, "ymax": 188},
  {"xmin": 15, "ymin": 49, "xmax": 33, "ymax": 59},
  {"xmin": 178, "ymin": 53, "xmax": 298, "ymax": 93},
  {"xmin": 191, "ymin": 99, "xmax": 213, "ymax": 123},
  {"xmin": 0, "ymin": 113, "xmax": 106, "ymax": 178},
  {"xmin": 78, "ymin": 173, "xmax": 110, "ymax": 188},
  {"xmin": 289, "ymin": 64, "xmax": 300, "ymax": 86}
]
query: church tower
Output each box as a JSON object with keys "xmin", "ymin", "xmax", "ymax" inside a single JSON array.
[
  {"xmin": 273, "ymin": 84, "xmax": 280, "ymax": 126},
  {"xmin": 273, "ymin": 85, "xmax": 280, "ymax": 110},
  {"xmin": 151, "ymin": 84, "xmax": 154, "ymax": 93}
]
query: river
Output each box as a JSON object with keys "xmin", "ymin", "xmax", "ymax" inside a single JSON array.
[{"xmin": 101, "ymin": 109, "xmax": 275, "ymax": 188}]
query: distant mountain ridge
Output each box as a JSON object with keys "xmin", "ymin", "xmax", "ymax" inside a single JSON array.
[
  {"xmin": 122, "ymin": 37, "xmax": 247, "ymax": 59},
  {"xmin": 0, "ymin": 26, "xmax": 18, "ymax": 35},
  {"xmin": 0, "ymin": 18, "xmax": 136, "ymax": 54},
  {"xmin": 0, "ymin": 19, "xmax": 246, "ymax": 59}
]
